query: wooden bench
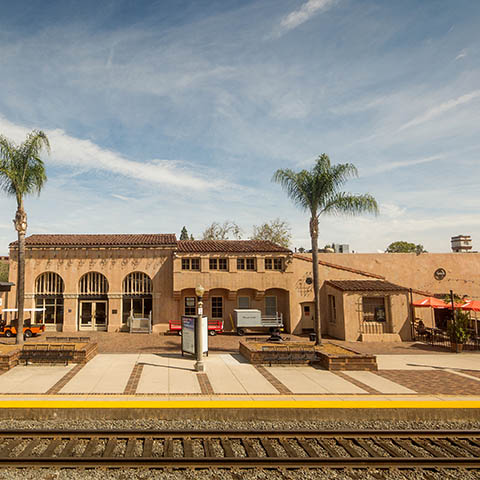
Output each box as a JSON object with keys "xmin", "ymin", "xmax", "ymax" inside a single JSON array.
[
  {"xmin": 21, "ymin": 344, "xmax": 76, "ymax": 366},
  {"xmin": 46, "ymin": 336, "xmax": 90, "ymax": 343}
]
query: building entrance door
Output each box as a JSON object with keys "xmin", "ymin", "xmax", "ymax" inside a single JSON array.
[
  {"xmin": 79, "ymin": 301, "xmax": 108, "ymax": 331},
  {"xmin": 301, "ymin": 302, "xmax": 315, "ymax": 331}
]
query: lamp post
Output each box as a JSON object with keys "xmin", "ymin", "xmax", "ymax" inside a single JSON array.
[{"xmin": 195, "ymin": 284, "xmax": 205, "ymax": 372}]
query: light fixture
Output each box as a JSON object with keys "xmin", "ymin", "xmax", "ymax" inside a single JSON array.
[{"xmin": 195, "ymin": 284, "xmax": 205, "ymax": 297}]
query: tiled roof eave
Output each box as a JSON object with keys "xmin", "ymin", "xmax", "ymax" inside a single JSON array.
[{"xmin": 325, "ymin": 280, "xmax": 408, "ymax": 292}]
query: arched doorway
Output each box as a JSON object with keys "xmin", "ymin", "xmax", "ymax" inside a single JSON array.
[
  {"xmin": 35, "ymin": 272, "xmax": 64, "ymax": 331},
  {"xmin": 78, "ymin": 272, "xmax": 109, "ymax": 331},
  {"xmin": 122, "ymin": 272, "xmax": 153, "ymax": 326}
]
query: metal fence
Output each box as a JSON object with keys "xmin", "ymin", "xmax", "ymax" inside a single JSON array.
[{"xmin": 414, "ymin": 326, "xmax": 480, "ymax": 351}]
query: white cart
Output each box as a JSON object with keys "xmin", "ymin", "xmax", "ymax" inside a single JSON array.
[{"xmin": 233, "ymin": 309, "xmax": 283, "ymax": 336}]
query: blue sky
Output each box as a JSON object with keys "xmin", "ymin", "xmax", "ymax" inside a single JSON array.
[{"xmin": 0, "ymin": 0, "xmax": 479, "ymax": 254}]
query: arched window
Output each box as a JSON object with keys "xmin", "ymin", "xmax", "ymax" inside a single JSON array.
[
  {"xmin": 79, "ymin": 272, "xmax": 109, "ymax": 295},
  {"xmin": 34, "ymin": 272, "xmax": 64, "ymax": 327},
  {"xmin": 122, "ymin": 272, "xmax": 153, "ymax": 324},
  {"xmin": 123, "ymin": 271, "xmax": 152, "ymax": 295}
]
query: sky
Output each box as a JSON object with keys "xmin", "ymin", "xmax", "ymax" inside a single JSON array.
[{"xmin": 0, "ymin": 0, "xmax": 479, "ymax": 254}]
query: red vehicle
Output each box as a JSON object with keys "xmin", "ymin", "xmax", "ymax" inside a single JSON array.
[
  {"xmin": 0, "ymin": 308, "xmax": 46, "ymax": 338},
  {"xmin": 169, "ymin": 318, "xmax": 223, "ymax": 336}
]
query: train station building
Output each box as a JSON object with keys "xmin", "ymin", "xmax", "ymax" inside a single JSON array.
[{"xmin": 3, "ymin": 233, "xmax": 480, "ymax": 341}]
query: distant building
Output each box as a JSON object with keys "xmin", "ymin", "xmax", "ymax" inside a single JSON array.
[
  {"xmin": 451, "ymin": 235, "xmax": 472, "ymax": 253},
  {"xmin": 332, "ymin": 243, "xmax": 350, "ymax": 254}
]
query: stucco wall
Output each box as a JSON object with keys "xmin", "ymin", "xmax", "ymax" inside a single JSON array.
[
  {"xmin": 324, "ymin": 286, "xmax": 412, "ymax": 341},
  {"xmin": 8, "ymin": 247, "xmax": 176, "ymax": 332},
  {"xmin": 289, "ymin": 256, "xmax": 380, "ymax": 334},
  {"xmin": 311, "ymin": 253, "xmax": 480, "ymax": 298}
]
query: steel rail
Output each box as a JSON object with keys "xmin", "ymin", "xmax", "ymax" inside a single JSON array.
[{"xmin": 0, "ymin": 429, "xmax": 478, "ymax": 437}]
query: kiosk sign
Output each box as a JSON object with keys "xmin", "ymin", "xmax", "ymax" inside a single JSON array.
[
  {"xmin": 181, "ymin": 316, "xmax": 196, "ymax": 355},
  {"xmin": 181, "ymin": 316, "xmax": 208, "ymax": 356}
]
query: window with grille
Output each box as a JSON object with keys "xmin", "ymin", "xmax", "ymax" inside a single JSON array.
[
  {"xmin": 265, "ymin": 296, "xmax": 277, "ymax": 316},
  {"xmin": 35, "ymin": 272, "xmax": 64, "ymax": 295},
  {"xmin": 184, "ymin": 297, "xmax": 196, "ymax": 316},
  {"xmin": 35, "ymin": 273, "xmax": 65, "ymax": 325},
  {"xmin": 122, "ymin": 272, "xmax": 152, "ymax": 295},
  {"xmin": 238, "ymin": 296, "xmax": 250, "ymax": 309},
  {"xmin": 122, "ymin": 272, "xmax": 153, "ymax": 324},
  {"xmin": 210, "ymin": 258, "xmax": 228, "ymax": 270},
  {"xmin": 328, "ymin": 295, "xmax": 336, "ymax": 324},
  {"xmin": 237, "ymin": 258, "xmax": 255, "ymax": 270},
  {"xmin": 79, "ymin": 272, "xmax": 109, "ymax": 295},
  {"xmin": 265, "ymin": 258, "xmax": 283, "ymax": 270},
  {"xmin": 362, "ymin": 297, "xmax": 386, "ymax": 322},
  {"xmin": 182, "ymin": 258, "xmax": 200, "ymax": 270},
  {"xmin": 211, "ymin": 296, "xmax": 223, "ymax": 318}
]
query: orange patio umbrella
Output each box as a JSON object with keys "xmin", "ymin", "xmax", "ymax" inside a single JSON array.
[
  {"xmin": 412, "ymin": 297, "xmax": 449, "ymax": 308},
  {"xmin": 460, "ymin": 300, "xmax": 480, "ymax": 311}
]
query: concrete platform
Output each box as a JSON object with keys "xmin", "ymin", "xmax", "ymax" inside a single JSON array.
[{"xmin": 0, "ymin": 353, "xmax": 479, "ymax": 422}]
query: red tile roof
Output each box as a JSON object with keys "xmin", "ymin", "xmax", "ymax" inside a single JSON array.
[
  {"xmin": 326, "ymin": 280, "xmax": 408, "ymax": 292},
  {"xmin": 293, "ymin": 254, "xmax": 384, "ymax": 279},
  {"xmin": 178, "ymin": 240, "xmax": 291, "ymax": 253},
  {"xmin": 11, "ymin": 234, "xmax": 177, "ymax": 248}
]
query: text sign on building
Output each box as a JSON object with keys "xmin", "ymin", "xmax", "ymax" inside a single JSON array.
[{"xmin": 181, "ymin": 316, "xmax": 208, "ymax": 356}]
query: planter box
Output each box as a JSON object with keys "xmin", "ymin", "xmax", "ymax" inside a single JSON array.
[
  {"xmin": 239, "ymin": 340, "xmax": 377, "ymax": 371},
  {"xmin": 0, "ymin": 347, "xmax": 20, "ymax": 371},
  {"xmin": 0, "ymin": 342, "xmax": 97, "ymax": 370}
]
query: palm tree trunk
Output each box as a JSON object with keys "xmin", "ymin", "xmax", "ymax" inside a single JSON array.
[
  {"xmin": 310, "ymin": 216, "xmax": 322, "ymax": 346},
  {"xmin": 14, "ymin": 204, "xmax": 27, "ymax": 345}
]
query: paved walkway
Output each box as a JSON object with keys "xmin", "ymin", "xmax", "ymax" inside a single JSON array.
[{"xmin": 2, "ymin": 353, "xmax": 480, "ymax": 398}]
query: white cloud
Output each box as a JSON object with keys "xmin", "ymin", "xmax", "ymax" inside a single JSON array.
[
  {"xmin": 367, "ymin": 155, "xmax": 443, "ymax": 175},
  {"xmin": 0, "ymin": 116, "xmax": 226, "ymax": 191},
  {"xmin": 277, "ymin": 0, "xmax": 336, "ymax": 36},
  {"xmin": 380, "ymin": 203, "xmax": 406, "ymax": 219},
  {"xmin": 111, "ymin": 194, "xmax": 132, "ymax": 201},
  {"xmin": 398, "ymin": 90, "xmax": 480, "ymax": 131},
  {"xmin": 455, "ymin": 49, "xmax": 467, "ymax": 60}
]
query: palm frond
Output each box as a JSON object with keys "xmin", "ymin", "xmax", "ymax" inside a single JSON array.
[
  {"xmin": 21, "ymin": 130, "xmax": 50, "ymax": 160},
  {"xmin": 272, "ymin": 168, "xmax": 313, "ymax": 213},
  {"xmin": 321, "ymin": 192, "xmax": 379, "ymax": 217},
  {"xmin": 0, "ymin": 130, "xmax": 49, "ymax": 201}
]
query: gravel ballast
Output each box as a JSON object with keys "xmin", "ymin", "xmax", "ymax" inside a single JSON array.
[{"xmin": 0, "ymin": 420, "xmax": 478, "ymax": 479}]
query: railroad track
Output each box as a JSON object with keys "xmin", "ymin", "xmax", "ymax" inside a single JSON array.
[{"xmin": 0, "ymin": 430, "xmax": 478, "ymax": 469}]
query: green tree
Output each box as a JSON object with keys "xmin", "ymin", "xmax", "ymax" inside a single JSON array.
[
  {"xmin": 202, "ymin": 221, "xmax": 242, "ymax": 240},
  {"xmin": 386, "ymin": 241, "xmax": 426, "ymax": 254},
  {"xmin": 0, "ymin": 261, "xmax": 8, "ymax": 282},
  {"xmin": 0, "ymin": 130, "xmax": 50, "ymax": 344},
  {"xmin": 273, "ymin": 153, "xmax": 378, "ymax": 345},
  {"xmin": 251, "ymin": 218, "xmax": 291, "ymax": 248},
  {"xmin": 179, "ymin": 226, "xmax": 189, "ymax": 240}
]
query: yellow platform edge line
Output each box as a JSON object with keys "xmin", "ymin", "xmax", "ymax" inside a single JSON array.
[{"xmin": 1, "ymin": 401, "xmax": 480, "ymax": 409}]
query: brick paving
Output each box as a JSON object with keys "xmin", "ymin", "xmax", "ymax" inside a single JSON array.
[
  {"xmin": 197, "ymin": 373, "xmax": 214, "ymax": 394},
  {"xmin": 255, "ymin": 365, "xmax": 292, "ymax": 394},
  {"xmin": 46, "ymin": 363, "xmax": 86, "ymax": 394},
  {"xmin": 333, "ymin": 371, "xmax": 382, "ymax": 394},
  {"xmin": 4, "ymin": 331, "xmax": 476, "ymax": 355},
  {"xmin": 376, "ymin": 370, "xmax": 480, "ymax": 395},
  {"xmin": 123, "ymin": 363, "xmax": 144, "ymax": 395}
]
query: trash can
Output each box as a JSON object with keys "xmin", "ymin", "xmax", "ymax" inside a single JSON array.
[{"xmin": 309, "ymin": 333, "xmax": 316, "ymax": 342}]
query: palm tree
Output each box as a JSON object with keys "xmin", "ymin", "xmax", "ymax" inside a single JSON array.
[
  {"xmin": 0, "ymin": 130, "xmax": 50, "ymax": 345},
  {"xmin": 273, "ymin": 154, "xmax": 378, "ymax": 345}
]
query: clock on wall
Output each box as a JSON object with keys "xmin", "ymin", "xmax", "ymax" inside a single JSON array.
[{"xmin": 434, "ymin": 268, "xmax": 446, "ymax": 281}]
